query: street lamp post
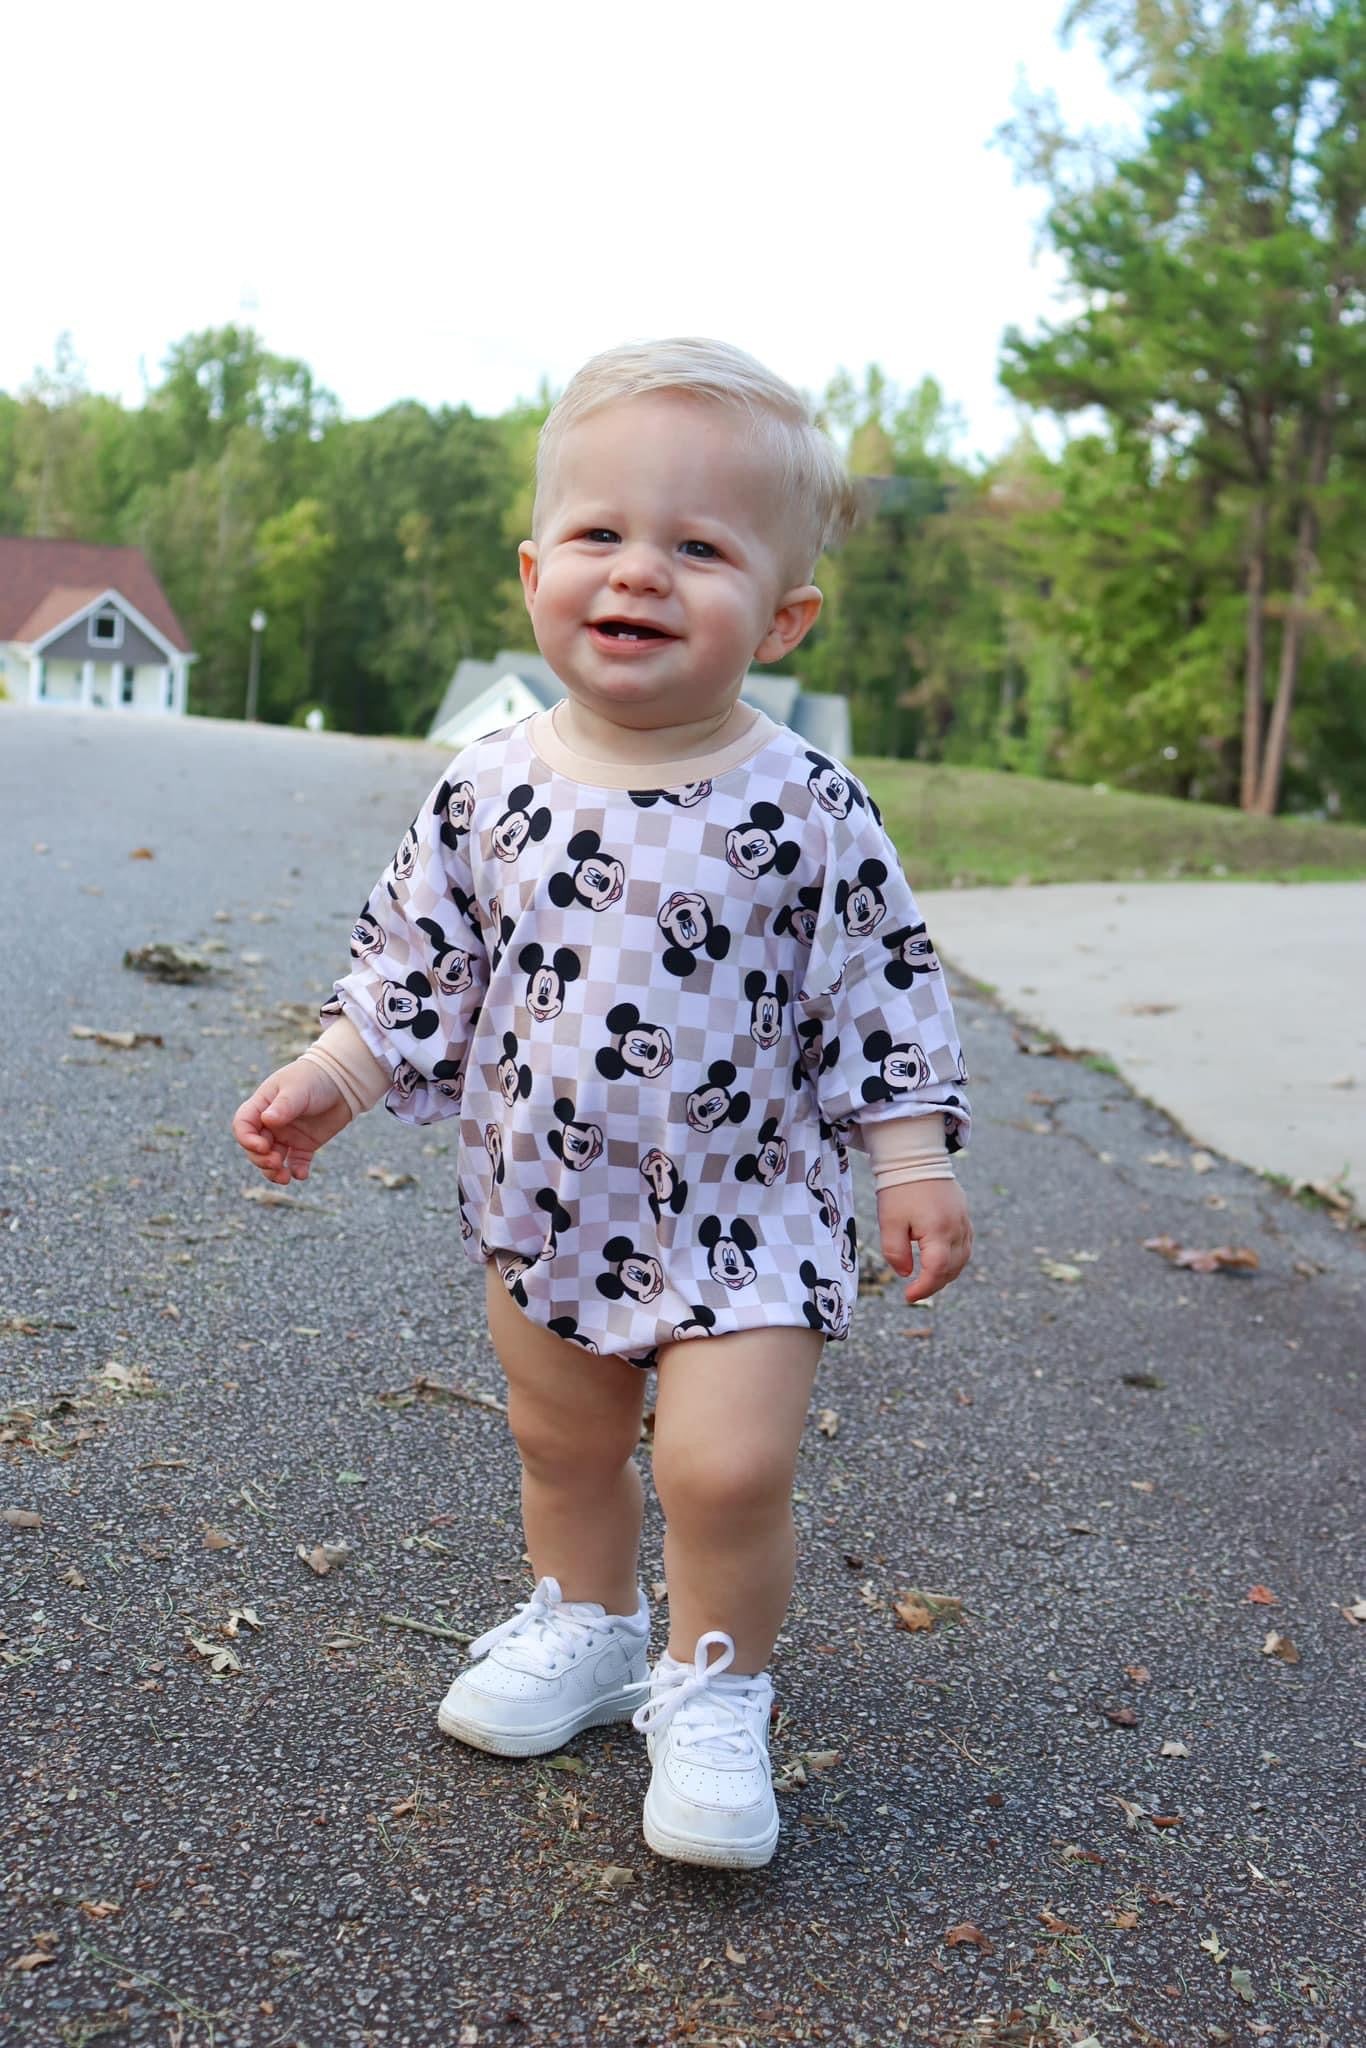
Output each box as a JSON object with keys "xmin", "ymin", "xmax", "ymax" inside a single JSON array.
[{"xmin": 245, "ymin": 609, "xmax": 267, "ymax": 722}]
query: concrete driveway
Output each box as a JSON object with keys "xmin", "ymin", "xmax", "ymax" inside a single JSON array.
[{"xmin": 920, "ymin": 881, "xmax": 1365, "ymax": 1214}]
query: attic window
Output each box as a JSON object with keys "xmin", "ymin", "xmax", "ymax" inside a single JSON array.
[{"xmin": 90, "ymin": 608, "xmax": 123, "ymax": 647}]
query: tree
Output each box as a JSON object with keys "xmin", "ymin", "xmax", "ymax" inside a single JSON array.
[{"xmin": 1000, "ymin": 0, "xmax": 1366, "ymax": 814}]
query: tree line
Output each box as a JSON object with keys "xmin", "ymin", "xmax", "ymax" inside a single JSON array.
[{"xmin": 2, "ymin": 0, "xmax": 1360, "ymax": 819}]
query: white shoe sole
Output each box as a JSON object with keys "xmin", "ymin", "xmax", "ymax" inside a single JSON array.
[
  {"xmin": 436, "ymin": 1688, "xmax": 639, "ymax": 1758},
  {"xmin": 642, "ymin": 1781, "xmax": 780, "ymax": 1869}
]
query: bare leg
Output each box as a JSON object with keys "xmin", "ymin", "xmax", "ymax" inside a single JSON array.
[
  {"xmin": 483, "ymin": 1263, "xmax": 648, "ymax": 1616},
  {"xmin": 649, "ymin": 1325, "xmax": 823, "ymax": 1674}
]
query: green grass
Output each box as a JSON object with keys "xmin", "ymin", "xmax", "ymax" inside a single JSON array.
[{"xmin": 850, "ymin": 755, "xmax": 1366, "ymax": 888}]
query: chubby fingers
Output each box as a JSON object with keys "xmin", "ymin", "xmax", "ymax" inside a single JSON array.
[{"xmin": 901, "ymin": 1223, "xmax": 973, "ymax": 1303}]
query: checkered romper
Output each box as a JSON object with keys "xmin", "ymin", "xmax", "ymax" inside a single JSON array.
[{"xmin": 321, "ymin": 714, "xmax": 970, "ymax": 1368}]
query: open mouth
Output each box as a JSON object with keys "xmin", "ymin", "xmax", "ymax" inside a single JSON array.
[{"xmin": 591, "ymin": 618, "xmax": 674, "ymax": 642}]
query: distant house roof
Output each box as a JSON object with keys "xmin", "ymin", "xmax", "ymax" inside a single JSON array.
[
  {"xmin": 0, "ymin": 537, "xmax": 192, "ymax": 651},
  {"xmin": 429, "ymin": 652, "xmax": 851, "ymax": 761}
]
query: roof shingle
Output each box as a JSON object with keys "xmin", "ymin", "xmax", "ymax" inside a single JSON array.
[{"xmin": 0, "ymin": 536, "xmax": 192, "ymax": 652}]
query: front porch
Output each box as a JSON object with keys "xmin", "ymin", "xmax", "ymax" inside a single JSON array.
[{"xmin": 29, "ymin": 653, "xmax": 188, "ymax": 714}]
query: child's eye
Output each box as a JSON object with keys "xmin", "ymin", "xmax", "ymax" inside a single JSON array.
[
  {"xmin": 583, "ymin": 528, "xmax": 619, "ymax": 544},
  {"xmin": 680, "ymin": 540, "xmax": 719, "ymax": 559}
]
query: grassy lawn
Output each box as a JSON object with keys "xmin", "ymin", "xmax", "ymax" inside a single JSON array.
[{"xmin": 850, "ymin": 755, "xmax": 1366, "ymax": 888}]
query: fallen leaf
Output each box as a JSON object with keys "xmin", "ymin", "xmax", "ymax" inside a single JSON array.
[
  {"xmin": 128, "ymin": 847, "xmax": 155, "ymax": 861},
  {"xmin": 1342, "ymin": 1598, "xmax": 1366, "ymax": 1624},
  {"xmin": 545, "ymin": 1755, "xmax": 587, "ymax": 1776},
  {"xmin": 1200, "ymin": 1927, "xmax": 1229, "ymax": 1963},
  {"xmin": 1109, "ymin": 1909, "xmax": 1139, "ymax": 1929},
  {"xmin": 893, "ymin": 1588, "xmax": 963, "ymax": 1632},
  {"xmin": 7, "ymin": 1939, "xmax": 58, "ymax": 1972},
  {"xmin": 1039, "ymin": 1258, "xmax": 1083, "ymax": 1283},
  {"xmin": 649, "ymin": 1580, "xmax": 668, "ymax": 1603},
  {"xmin": 1103, "ymin": 1705, "xmax": 1138, "ymax": 1727},
  {"xmin": 901, "ymin": 1326, "xmax": 935, "ymax": 1339},
  {"xmin": 70, "ymin": 1026, "xmax": 164, "ymax": 1051},
  {"xmin": 1143, "ymin": 1147, "xmax": 1186, "ymax": 1166},
  {"xmin": 366, "ymin": 1166, "xmax": 416, "ymax": 1191},
  {"xmin": 187, "ymin": 1635, "xmax": 242, "ymax": 1675},
  {"xmin": 1143, "ymin": 1235, "xmax": 1259, "ymax": 1274},
  {"xmin": 724, "ymin": 1942, "xmax": 746, "ymax": 1964},
  {"xmin": 242, "ymin": 1187, "xmax": 298, "ymax": 1207},
  {"xmin": 1039, "ymin": 1907, "xmax": 1080, "ymax": 1933},
  {"xmin": 77, "ymin": 1900, "xmax": 120, "ymax": 1920},
  {"xmin": 1160, "ymin": 1739, "xmax": 1190, "ymax": 1758},
  {"xmin": 1261, "ymin": 1631, "xmax": 1300, "ymax": 1664},
  {"xmin": 223, "ymin": 1606, "xmax": 263, "ymax": 1637},
  {"xmin": 1230, "ymin": 1966, "xmax": 1255, "ymax": 2003},
  {"xmin": 122, "ymin": 942, "xmax": 218, "ymax": 984},
  {"xmin": 945, "ymin": 1920, "xmax": 991, "ymax": 1951},
  {"xmin": 61, "ymin": 1567, "xmax": 88, "ymax": 1588},
  {"xmin": 596, "ymin": 1865, "xmax": 634, "ymax": 1892},
  {"xmin": 1246, "ymin": 1584, "xmax": 1279, "ymax": 1605},
  {"xmin": 2, "ymin": 1508, "xmax": 42, "ymax": 1529},
  {"xmin": 298, "ymin": 1541, "xmax": 352, "ymax": 1576},
  {"xmin": 202, "ymin": 1527, "xmax": 235, "ymax": 1551},
  {"xmin": 816, "ymin": 1407, "xmax": 839, "ymax": 1438}
]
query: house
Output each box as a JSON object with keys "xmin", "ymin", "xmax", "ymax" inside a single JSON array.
[
  {"xmin": 0, "ymin": 536, "xmax": 194, "ymax": 714},
  {"xmin": 428, "ymin": 651, "xmax": 852, "ymax": 759}
]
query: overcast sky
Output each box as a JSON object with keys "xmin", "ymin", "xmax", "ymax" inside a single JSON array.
[{"xmin": 6, "ymin": 1, "xmax": 1141, "ymax": 462}]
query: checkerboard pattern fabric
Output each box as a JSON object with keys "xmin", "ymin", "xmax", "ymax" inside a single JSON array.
[{"xmin": 322, "ymin": 714, "xmax": 970, "ymax": 1368}]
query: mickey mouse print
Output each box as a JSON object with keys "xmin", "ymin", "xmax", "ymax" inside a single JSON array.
[{"xmin": 321, "ymin": 712, "xmax": 970, "ymax": 1368}]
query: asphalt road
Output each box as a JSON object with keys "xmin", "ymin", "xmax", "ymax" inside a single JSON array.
[{"xmin": 2, "ymin": 706, "xmax": 1363, "ymax": 2048}]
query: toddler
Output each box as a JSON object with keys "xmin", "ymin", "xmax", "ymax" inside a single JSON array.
[{"xmin": 232, "ymin": 338, "xmax": 973, "ymax": 1870}]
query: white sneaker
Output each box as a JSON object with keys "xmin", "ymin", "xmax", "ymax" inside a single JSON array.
[
  {"xmin": 436, "ymin": 1575, "xmax": 650, "ymax": 1757},
  {"xmin": 627, "ymin": 1631, "xmax": 779, "ymax": 1869}
]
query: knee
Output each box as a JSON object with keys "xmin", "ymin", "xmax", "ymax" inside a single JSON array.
[
  {"xmin": 652, "ymin": 1439, "xmax": 794, "ymax": 1527},
  {"xmin": 508, "ymin": 1399, "xmax": 640, "ymax": 1487}
]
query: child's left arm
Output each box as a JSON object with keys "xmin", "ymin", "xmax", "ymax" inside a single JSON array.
[{"xmin": 798, "ymin": 794, "xmax": 974, "ymax": 1299}]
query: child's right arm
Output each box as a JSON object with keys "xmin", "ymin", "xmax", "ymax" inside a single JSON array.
[
  {"xmin": 232, "ymin": 1054, "xmax": 357, "ymax": 1186},
  {"xmin": 235, "ymin": 759, "xmax": 488, "ymax": 1182}
]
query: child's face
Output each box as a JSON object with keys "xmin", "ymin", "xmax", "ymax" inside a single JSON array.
[{"xmin": 519, "ymin": 393, "xmax": 821, "ymax": 730}]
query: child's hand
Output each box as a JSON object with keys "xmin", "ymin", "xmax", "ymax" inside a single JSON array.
[
  {"xmin": 876, "ymin": 1180, "xmax": 973, "ymax": 1303},
  {"xmin": 232, "ymin": 1060, "xmax": 354, "ymax": 1185}
]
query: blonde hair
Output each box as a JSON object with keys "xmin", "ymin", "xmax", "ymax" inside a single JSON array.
[{"xmin": 532, "ymin": 337, "xmax": 858, "ymax": 578}]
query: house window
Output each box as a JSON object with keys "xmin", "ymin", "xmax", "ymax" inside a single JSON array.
[
  {"xmin": 90, "ymin": 608, "xmax": 123, "ymax": 648},
  {"xmin": 120, "ymin": 664, "xmax": 136, "ymax": 705}
]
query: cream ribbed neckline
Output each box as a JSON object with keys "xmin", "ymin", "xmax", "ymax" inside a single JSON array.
[{"xmin": 526, "ymin": 701, "xmax": 777, "ymax": 790}]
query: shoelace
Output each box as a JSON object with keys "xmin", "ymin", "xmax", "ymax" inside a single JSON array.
[
  {"xmin": 622, "ymin": 1630, "xmax": 771, "ymax": 1764},
  {"xmin": 465, "ymin": 1574, "xmax": 616, "ymax": 1678}
]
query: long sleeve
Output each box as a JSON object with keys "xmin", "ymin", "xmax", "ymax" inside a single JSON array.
[
  {"xmin": 859, "ymin": 1110, "xmax": 958, "ymax": 1189},
  {"xmin": 318, "ymin": 762, "xmax": 490, "ymax": 1125},
  {"xmin": 795, "ymin": 795, "xmax": 970, "ymax": 1156},
  {"xmin": 298, "ymin": 1016, "xmax": 392, "ymax": 1119}
]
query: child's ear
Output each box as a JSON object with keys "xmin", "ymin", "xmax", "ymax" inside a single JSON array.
[
  {"xmin": 753, "ymin": 585, "xmax": 823, "ymax": 666},
  {"xmin": 518, "ymin": 541, "xmax": 540, "ymax": 610}
]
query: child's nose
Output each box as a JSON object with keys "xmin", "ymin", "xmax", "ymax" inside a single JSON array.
[{"xmin": 609, "ymin": 543, "xmax": 672, "ymax": 594}]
